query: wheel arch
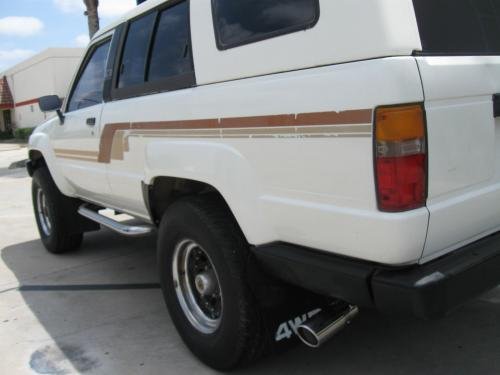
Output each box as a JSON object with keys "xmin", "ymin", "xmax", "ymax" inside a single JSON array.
[
  {"xmin": 27, "ymin": 146, "xmax": 76, "ymax": 197},
  {"xmin": 145, "ymin": 174, "xmax": 276, "ymax": 246},
  {"xmin": 145, "ymin": 176, "xmax": 247, "ymax": 238},
  {"xmin": 27, "ymin": 149, "xmax": 46, "ymax": 176},
  {"xmin": 143, "ymin": 140, "xmax": 276, "ymax": 245}
]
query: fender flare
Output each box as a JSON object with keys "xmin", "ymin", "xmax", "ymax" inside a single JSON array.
[
  {"xmin": 28, "ymin": 131, "xmax": 77, "ymax": 197},
  {"xmin": 143, "ymin": 140, "xmax": 276, "ymax": 245}
]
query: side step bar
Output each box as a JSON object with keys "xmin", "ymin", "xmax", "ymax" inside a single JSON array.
[{"xmin": 78, "ymin": 204, "xmax": 154, "ymax": 237}]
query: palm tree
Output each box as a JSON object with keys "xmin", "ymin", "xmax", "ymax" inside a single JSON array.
[{"xmin": 83, "ymin": 0, "xmax": 100, "ymax": 38}]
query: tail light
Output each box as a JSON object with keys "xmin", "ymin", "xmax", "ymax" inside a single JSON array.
[{"xmin": 374, "ymin": 104, "xmax": 427, "ymax": 212}]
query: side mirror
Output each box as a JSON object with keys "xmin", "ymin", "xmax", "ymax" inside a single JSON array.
[
  {"xmin": 38, "ymin": 95, "xmax": 64, "ymax": 124},
  {"xmin": 39, "ymin": 95, "xmax": 61, "ymax": 112}
]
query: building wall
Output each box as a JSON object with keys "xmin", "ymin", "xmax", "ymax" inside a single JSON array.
[
  {"xmin": 13, "ymin": 103, "xmax": 52, "ymax": 129},
  {"xmin": 3, "ymin": 48, "xmax": 84, "ymax": 129},
  {"xmin": 0, "ymin": 111, "xmax": 5, "ymax": 132},
  {"xmin": 52, "ymin": 57, "xmax": 81, "ymax": 96}
]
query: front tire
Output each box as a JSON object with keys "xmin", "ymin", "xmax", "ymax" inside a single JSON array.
[
  {"xmin": 32, "ymin": 167, "xmax": 83, "ymax": 254},
  {"xmin": 157, "ymin": 195, "xmax": 264, "ymax": 370}
]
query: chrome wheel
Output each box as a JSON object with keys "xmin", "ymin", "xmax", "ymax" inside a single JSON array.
[
  {"xmin": 172, "ymin": 239, "xmax": 223, "ymax": 334},
  {"xmin": 36, "ymin": 188, "xmax": 52, "ymax": 236}
]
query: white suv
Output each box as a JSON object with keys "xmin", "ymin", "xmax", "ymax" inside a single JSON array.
[{"xmin": 28, "ymin": 0, "xmax": 500, "ymax": 370}]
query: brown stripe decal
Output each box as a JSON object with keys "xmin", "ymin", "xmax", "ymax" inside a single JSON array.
[
  {"xmin": 296, "ymin": 109, "xmax": 373, "ymax": 126},
  {"xmin": 98, "ymin": 123, "xmax": 130, "ymax": 163},
  {"xmin": 219, "ymin": 114, "xmax": 296, "ymax": 128},
  {"xmin": 133, "ymin": 119, "xmax": 219, "ymax": 130},
  {"xmin": 56, "ymin": 108, "xmax": 373, "ymax": 164}
]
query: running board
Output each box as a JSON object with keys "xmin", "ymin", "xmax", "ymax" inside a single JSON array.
[{"xmin": 78, "ymin": 204, "xmax": 153, "ymax": 237}]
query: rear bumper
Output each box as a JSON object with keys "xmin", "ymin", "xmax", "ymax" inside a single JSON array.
[{"xmin": 253, "ymin": 232, "xmax": 500, "ymax": 319}]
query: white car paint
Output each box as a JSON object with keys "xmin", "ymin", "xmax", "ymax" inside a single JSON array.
[
  {"xmin": 28, "ymin": 0, "xmax": 500, "ymax": 267},
  {"xmin": 101, "ymin": 57, "xmax": 426, "ymax": 264},
  {"xmin": 417, "ymin": 56, "xmax": 500, "ymax": 262},
  {"xmin": 190, "ymin": 0, "xmax": 421, "ymax": 85}
]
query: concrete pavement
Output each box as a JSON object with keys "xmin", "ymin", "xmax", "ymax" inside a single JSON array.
[{"xmin": 0, "ymin": 144, "xmax": 499, "ymax": 374}]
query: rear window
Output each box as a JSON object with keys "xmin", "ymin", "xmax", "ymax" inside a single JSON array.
[
  {"xmin": 212, "ymin": 0, "xmax": 320, "ymax": 50},
  {"xmin": 148, "ymin": 1, "xmax": 192, "ymax": 82},
  {"xmin": 112, "ymin": 0, "xmax": 195, "ymax": 100},
  {"xmin": 118, "ymin": 12, "xmax": 156, "ymax": 88},
  {"xmin": 413, "ymin": 0, "xmax": 500, "ymax": 55}
]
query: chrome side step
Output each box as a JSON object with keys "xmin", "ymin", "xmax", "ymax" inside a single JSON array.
[{"xmin": 78, "ymin": 204, "xmax": 153, "ymax": 237}]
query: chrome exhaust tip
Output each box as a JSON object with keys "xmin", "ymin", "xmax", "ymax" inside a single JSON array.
[{"xmin": 296, "ymin": 303, "xmax": 359, "ymax": 348}]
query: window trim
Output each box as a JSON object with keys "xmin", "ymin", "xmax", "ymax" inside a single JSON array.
[
  {"xmin": 103, "ymin": 24, "xmax": 125, "ymax": 102},
  {"xmin": 413, "ymin": 50, "xmax": 500, "ymax": 57},
  {"xmin": 211, "ymin": 0, "xmax": 320, "ymax": 51},
  {"xmin": 110, "ymin": 0, "xmax": 196, "ymax": 102},
  {"xmin": 65, "ymin": 36, "xmax": 113, "ymax": 113}
]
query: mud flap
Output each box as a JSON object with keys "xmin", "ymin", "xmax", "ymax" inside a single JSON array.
[{"xmin": 247, "ymin": 255, "xmax": 330, "ymax": 354}]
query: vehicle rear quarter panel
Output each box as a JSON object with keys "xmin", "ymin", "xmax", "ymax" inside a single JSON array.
[{"xmin": 101, "ymin": 57, "xmax": 428, "ymax": 265}]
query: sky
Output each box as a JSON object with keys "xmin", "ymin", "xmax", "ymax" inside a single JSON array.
[{"xmin": 0, "ymin": 0, "xmax": 137, "ymax": 73}]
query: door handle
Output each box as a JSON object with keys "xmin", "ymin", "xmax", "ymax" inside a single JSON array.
[
  {"xmin": 86, "ymin": 117, "xmax": 96, "ymax": 126},
  {"xmin": 494, "ymin": 94, "xmax": 500, "ymax": 118}
]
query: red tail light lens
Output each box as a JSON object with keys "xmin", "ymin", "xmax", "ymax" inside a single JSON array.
[{"xmin": 374, "ymin": 105, "xmax": 427, "ymax": 212}]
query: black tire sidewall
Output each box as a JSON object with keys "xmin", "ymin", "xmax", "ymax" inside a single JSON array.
[
  {"xmin": 158, "ymin": 198, "xmax": 259, "ymax": 370},
  {"xmin": 32, "ymin": 168, "xmax": 82, "ymax": 253}
]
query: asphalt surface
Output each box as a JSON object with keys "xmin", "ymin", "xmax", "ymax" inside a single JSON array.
[{"xmin": 0, "ymin": 143, "xmax": 499, "ymax": 375}]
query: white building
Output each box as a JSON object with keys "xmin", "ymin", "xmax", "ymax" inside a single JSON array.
[{"xmin": 0, "ymin": 48, "xmax": 84, "ymax": 132}]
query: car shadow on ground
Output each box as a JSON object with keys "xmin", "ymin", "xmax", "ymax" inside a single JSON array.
[
  {"xmin": 1, "ymin": 229, "xmax": 499, "ymax": 375},
  {"xmin": 0, "ymin": 167, "xmax": 29, "ymax": 179}
]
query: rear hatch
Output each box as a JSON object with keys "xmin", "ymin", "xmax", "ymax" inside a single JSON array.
[{"xmin": 412, "ymin": 0, "xmax": 500, "ymax": 262}]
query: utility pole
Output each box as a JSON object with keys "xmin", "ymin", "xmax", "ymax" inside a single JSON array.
[{"xmin": 83, "ymin": 0, "xmax": 100, "ymax": 39}]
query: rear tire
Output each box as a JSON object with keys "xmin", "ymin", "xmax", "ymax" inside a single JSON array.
[
  {"xmin": 32, "ymin": 167, "xmax": 83, "ymax": 254},
  {"xmin": 157, "ymin": 195, "xmax": 264, "ymax": 370}
]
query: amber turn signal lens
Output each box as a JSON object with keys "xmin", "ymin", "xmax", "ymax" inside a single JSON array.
[{"xmin": 375, "ymin": 105, "xmax": 425, "ymax": 142}]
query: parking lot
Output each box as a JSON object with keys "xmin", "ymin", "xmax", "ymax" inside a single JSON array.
[{"xmin": 0, "ymin": 143, "xmax": 499, "ymax": 375}]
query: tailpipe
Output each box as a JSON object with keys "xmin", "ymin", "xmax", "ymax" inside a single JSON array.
[{"xmin": 296, "ymin": 302, "xmax": 359, "ymax": 348}]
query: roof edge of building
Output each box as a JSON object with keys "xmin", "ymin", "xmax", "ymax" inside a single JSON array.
[{"xmin": 1, "ymin": 48, "xmax": 84, "ymax": 77}]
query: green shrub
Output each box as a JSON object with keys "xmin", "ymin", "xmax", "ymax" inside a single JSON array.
[
  {"xmin": 0, "ymin": 131, "xmax": 13, "ymax": 140},
  {"xmin": 13, "ymin": 127, "xmax": 35, "ymax": 141}
]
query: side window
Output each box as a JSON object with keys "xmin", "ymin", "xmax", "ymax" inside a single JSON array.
[
  {"xmin": 68, "ymin": 40, "xmax": 111, "ymax": 112},
  {"xmin": 413, "ymin": 0, "xmax": 500, "ymax": 55},
  {"xmin": 118, "ymin": 12, "xmax": 156, "ymax": 88},
  {"xmin": 148, "ymin": 1, "xmax": 192, "ymax": 81},
  {"xmin": 112, "ymin": 0, "xmax": 195, "ymax": 100},
  {"xmin": 212, "ymin": 0, "xmax": 320, "ymax": 50}
]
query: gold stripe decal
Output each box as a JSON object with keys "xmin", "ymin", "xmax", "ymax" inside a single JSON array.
[
  {"xmin": 54, "ymin": 148, "xmax": 99, "ymax": 162},
  {"xmin": 55, "ymin": 108, "xmax": 373, "ymax": 164},
  {"xmin": 54, "ymin": 149, "xmax": 99, "ymax": 157}
]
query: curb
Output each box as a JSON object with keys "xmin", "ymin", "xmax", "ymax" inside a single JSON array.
[{"xmin": 8, "ymin": 160, "xmax": 27, "ymax": 170}]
